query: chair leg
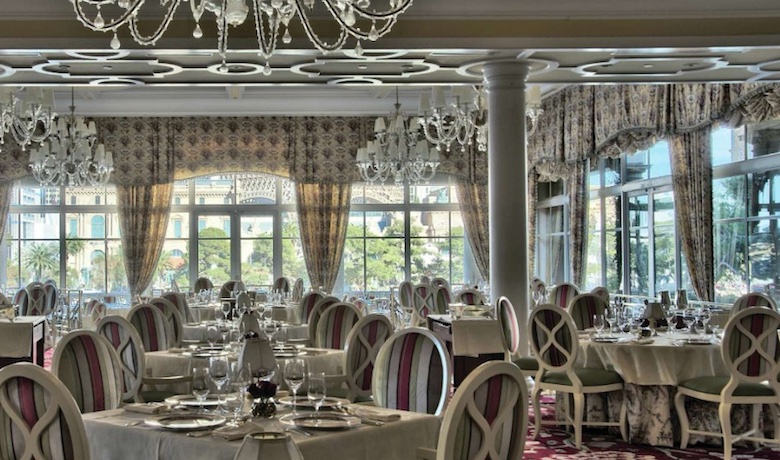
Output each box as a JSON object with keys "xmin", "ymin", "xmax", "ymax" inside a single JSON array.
[
  {"xmin": 720, "ymin": 402, "xmax": 733, "ymax": 460},
  {"xmin": 619, "ymin": 390, "xmax": 628, "ymax": 442},
  {"xmin": 772, "ymin": 404, "xmax": 780, "ymax": 441},
  {"xmin": 573, "ymin": 393, "xmax": 584, "ymax": 449},
  {"xmin": 751, "ymin": 404, "xmax": 761, "ymax": 448},
  {"xmin": 532, "ymin": 387, "xmax": 543, "ymax": 440},
  {"xmin": 674, "ymin": 391, "xmax": 690, "ymax": 449}
]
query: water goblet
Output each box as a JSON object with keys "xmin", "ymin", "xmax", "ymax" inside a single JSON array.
[
  {"xmin": 192, "ymin": 366, "xmax": 210, "ymax": 412},
  {"xmin": 665, "ymin": 306, "xmax": 678, "ymax": 332},
  {"xmin": 532, "ymin": 289, "xmax": 541, "ymax": 306},
  {"xmin": 699, "ymin": 308, "xmax": 712, "ymax": 339},
  {"xmin": 274, "ymin": 328, "xmax": 287, "ymax": 348},
  {"xmin": 283, "ymin": 358, "xmax": 306, "ymax": 416},
  {"xmin": 592, "ymin": 314, "xmax": 605, "ymax": 337},
  {"xmin": 263, "ymin": 307, "xmax": 273, "ymax": 326},
  {"xmin": 221, "ymin": 301, "xmax": 233, "ymax": 322},
  {"xmin": 307, "ymin": 372, "xmax": 326, "ymax": 426},
  {"xmin": 683, "ymin": 309, "xmax": 696, "ymax": 339},
  {"xmin": 206, "ymin": 325, "xmax": 220, "ymax": 349},
  {"xmin": 208, "ymin": 356, "xmax": 230, "ymax": 413}
]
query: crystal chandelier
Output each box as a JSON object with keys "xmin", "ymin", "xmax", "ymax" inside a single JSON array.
[
  {"xmin": 525, "ymin": 85, "xmax": 544, "ymax": 136},
  {"xmin": 418, "ymin": 86, "xmax": 486, "ymax": 153},
  {"xmin": 29, "ymin": 89, "xmax": 114, "ymax": 187},
  {"xmin": 356, "ymin": 88, "xmax": 438, "ymax": 185},
  {"xmin": 0, "ymin": 88, "xmax": 56, "ymax": 152},
  {"xmin": 70, "ymin": 0, "xmax": 414, "ymax": 72}
]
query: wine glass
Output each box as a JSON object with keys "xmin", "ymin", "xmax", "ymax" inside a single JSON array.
[
  {"xmin": 208, "ymin": 356, "xmax": 230, "ymax": 413},
  {"xmin": 605, "ymin": 308, "xmax": 617, "ymax": 334},
  {"xmin": 592, "ymin": 314, "xmax": 605, "ymax": 337},
  {"xmin": 224, "ymin": 388, "xmax": 244, "ymax": 426},
  {"xmin": 532, "ymin": 289, "xmax": 541, "ymax": 306},
  {"xmin": 665, "ymin": 305, "xmax": 678, "ymax": 332},
  {"xmin": 274, "ymin": 328, "xmax": 287, "ymax": 348},
  {"xmin": 221, "ymin": 302, "xmax": 233, "ymax": 322},
  {"xmin": 683, "ymin": 309, "xmax": 697, "ymax": 339},
  {"xmin": 699, "ymin": 308, "xmax": 712, "ymax": 339},
  {"xmin": 192, "ymin": 366, "xmax": 210, "ymax": 412},
  {"xmin": 307, "ymin": 372, "xmax": 326, "ymax": 425},
  {"xmin": 284, "ymin": 358, "xmax": 306, "ymax": 416},
  {"xmin": 206, "ymin": 325, "xmax": 220, "ymax": 349},
  {"xmin": 263, "ymin": 306, "xmax": 273, "ymax": 326}
]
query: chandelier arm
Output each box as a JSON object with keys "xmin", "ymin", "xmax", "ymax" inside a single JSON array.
[
  {"xmin": 252, "ymin": 0, "xmax": 281, "ymax": 59},
  {"xmin": 318, "ymin": 0, "xmax": 401, "ymax": 41},
  {"xmin": 126, "ymin": 1, "xmax": 185, "ymax": 46},
  {"xmin": 350, "ymin": 0, "xmax": 414, "ymax": 18},
  {"xmin": 293, "ymin": 0, "xmax": 349, "ymax": 52},
  {"xmin": 71, "ymin": 0, "xmax": 149, "ymax": 32}
]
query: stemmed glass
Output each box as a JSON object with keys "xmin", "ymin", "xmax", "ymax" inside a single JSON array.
[
  {"xmin": 683, "ymin": 309, "xmax": 697, "ymax": 340},
  {"xmin": 208, "ymin": 356, "xmax": 230, "ymax": 414},
  {"xmin": 532, "ymin": 289, "xmax": 541, "ymax": 306},
  {"xmin": 592, "ymin": 314, "xmax": 605, "ymax": 337},
  {"xmin": 274, "ymin": 328, "xmax": 287, "ymax": 349},
  {"xmin": 605, "ymin": 308, "xmax": 617, "ymax": 334},
  {"xmin": 206, "ymin": 325, "xmax": 220, "ymax": 349},
  {"xmin": 192, "ymin": 366, "xmax": 210, "ymax": 412},
  {"xmin": 221, "ymin": 302, "xmax": 233, "ymax": 322},
  {"xmin": 284, "ymin": 358, "xmax": 306, "ymax": 416},
  {"xmin": 307, "ymin": 372, "xmax": 326, "ymax": 425},
  {"xmin": 699, "ymin": 308, "xmax": 712, "ymax": 339},
  {"xmin": 665, "ymin": 305, "xmax": 678, "ymax": 332},
  {"xmin": 263, "ymin": 307, "xmax": 273, "ymax": 327}
]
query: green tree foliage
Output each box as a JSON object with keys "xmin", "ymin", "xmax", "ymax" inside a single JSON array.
[
  {"xmin": 23, "ymin": 242, "xmax": 59, "ymax": 282},
  {"xmin": 198, "ymin": 227, "xmax": 231, "ymax": 285}
]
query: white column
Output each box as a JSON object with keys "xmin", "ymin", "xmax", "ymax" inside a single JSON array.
[{"xmin": 483, "ymin": 61, "xmax": 530, "ymax": 355}]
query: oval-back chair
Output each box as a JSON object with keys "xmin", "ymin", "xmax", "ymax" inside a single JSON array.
[
  {"xmin": 548, "ymin": 282, "xmax": 580, "ymax": 309},
  {"xmin": 148, "ymin": 296, "xmax": 185, "ymax": 348},
  {"xmin": 730, "ymin": 292, "xmax": 778, "ymax": 316},
  {"xmin": 340, "ymin": 314, "xmax": 394, "ymax": 402},
  {"xmin": 568, "ymin": 293, "xmax": 609, "ymax": 331},
  {"xmin": 193, "ymin": 276, "xmax": 213, "ymax": 293},
  {"xmin": 314, "ymin": 302, "xmax": 364, "ymax": 350},
  {"xmin": 307, "ymin": 296, "xmax": 340, "ymax": 345},
  {"xmin": 434, "ymin": 285, "xmax": 453, "ymax": 316},
  {"xmin": 127, "ymin": 303, "xmax": 174, "ymax": 352},
  {"xmin": 298, "ymin": 290, "xmax": 326, "ymax": 325},
  {"xmin": 272, "ymin": 277, "xmax": 291, "ymax": 294},
  {"xmin": 454, "ymin": 288, "xmax": 487, "ymax": 306},
  {"xmin": 161, "ymin": 291, "xmax": 194, "ymax": 324}
]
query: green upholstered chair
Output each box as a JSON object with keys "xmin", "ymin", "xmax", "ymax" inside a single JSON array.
[
  {"xmin": 548, "ymin": 282, "xmax": 579, "ymax": 309},
  {"xmin": 730, "ymin": 292, "xmax": 777, "ymax": 317},
  {"xmin": 528, "ymin": 303, "xmax": 626, "ymax": 448},
  {"xmin": 674, "ymin": 306, "xmax": 780, "ymax": 460},
  {"xmin": 568, "ymin": 293, "xmax": 608, "ymax": 331}
]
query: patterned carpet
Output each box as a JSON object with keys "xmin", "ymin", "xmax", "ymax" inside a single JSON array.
[
  {"xmin": 525, "ymin": 397, "xmax": 780, "ymax": 459},
  {"xmin": 43, "ymin": 347, "xmax": 54, "ymax": 370}
]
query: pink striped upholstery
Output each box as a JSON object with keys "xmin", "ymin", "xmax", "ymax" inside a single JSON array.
[
  {"xmin": 442, "ymin": 362, "xmax": 528, "ymax": 460},
  {"xmin": 431, "ymin": 277, "xmax": 450, "ymax": 289},
  {"xmin": 299, "ymin": 291, "xmax": 325, "ymax": 324},
  {"xmin": 496, "ymin": 296, "xmax": 521, "ymax": 354},
  {"xmin": 128, "ymin": 303, "xmax": 172, "ymax": 352},
  {"xmin": 373, "ymin": 328, "xmax": 451, "ymax": 416},
  {"xmin": 307, "ymin": 296, "xmax": 340, "ymax": 344},
  {"xmin": 352, "ymin": 298, "xmax": 368, "ymax": 312},
  {"xmin": 161, "ymin": 291, "xmax": 193, "ymax": 324},
  {"xmin": 590, "ymin": 286, "xmax": 610, "ymax": 303},
  {"xmin": 549, "ymin": 283, "xmax": 580, "ymax": 309},
  {"xmin": 315, "ymin": 302, "xmax": 363, "ymax": 350},
  {"xmin": 12, "ymin": 289, "xmax": 26, "ymax": 307},
  {"xmin": 434, "ymin": 286, "xmax": 453, "ymax": 315},
  {"xmin": 529, "ymin": 304, "xmax": 574, "ymax": 368},
  {"xmin": 455, "ymin": 289, "xmax": 486, "ymax": 306},
  {"xmin": 52, "ymin": 331, "xmax": 123, "ymax": 414},
  {"xmin": 19, "ymin": 285, "xmax": 47, "ymax": 316},
  {"xmin": 193, "ymin": 277, "xmax": 213, "ymax": 292},
  {"xmin": 149, "ymin": 297, "xmax": 184, "ymax": 347},
  {"xmin": 97, "ymin": 315, "xmax": 145, "ymax": 403},
  {"xmin": 725, "ymin": 307, "xmax": 780, "ymax": 378},
  {"xmin": 273, "ymin": 277, "xmax": 290, "ymax": 293},
  {"xmin": 0, "ymin": 363, "xmax": 90, "ymax": 460},
  {"xmin": 413, "ymin": 284, "xmax": 435, "ymax": 319},
  {"xmin": 568, "ymin": 294, "xmax": 608, "ymax": 331},
  {"xmin": 344, "ymin": 314, "xmax": 394, "ymax": 401},
  {"xmin": 731, "ymin": 292, "xmax": 778, "ymax": 316}
]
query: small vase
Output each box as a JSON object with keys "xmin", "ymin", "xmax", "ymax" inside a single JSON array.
[{"xmin": 251, "ymin": 398, "xmax": 277, "ymax": 418}]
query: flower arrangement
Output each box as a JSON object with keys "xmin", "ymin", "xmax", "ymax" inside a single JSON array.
[{"xmin": 248, "ymin": 380, "xmax": 278, "ymax": 418}]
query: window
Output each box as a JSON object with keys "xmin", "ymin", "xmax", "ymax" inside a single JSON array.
[
  {"xmin": 173, "ymin": 219, "xmax": 182, "ymax": 238},
  {"xmin": 91, "ymin": 215, "xmax": 105, "ymax": 239}
]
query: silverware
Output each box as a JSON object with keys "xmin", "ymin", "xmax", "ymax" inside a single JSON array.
[
  {"xmin": 284, "ymin": 427, "xmax": 312, "ymax": 437},
  {"xmin": 186, "ymin": 430, "xmax": 214, "ymax": 437},
  {"xmin": 124, "ymin": 420, "xmax": 143, "ymax": 427}
]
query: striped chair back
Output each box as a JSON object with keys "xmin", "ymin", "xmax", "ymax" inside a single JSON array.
[
  {"xmin": 89, "ymin": 300, "xmax": 109, "ymax": 324},
  {"xmin": 528, "ymin": 304, "xmax": 578, "ymax": 372},
  {"xmin": 315, "ymin": 302, "xmax": 364, "ymax": 350},
  {"xmin": 496, "ymin": 296, "xmax": 521, "ymax": 355},
  {"xmin": 353, "ymin": 298, "xmax": 368, "ymax": 313},
  {"xmin": 219, "ymin": 280, "xmax": 246, "ymax": 299},
  {"xmin": 343, "ymin": 314, "xmax": 394, "ymax": 401},
  {"xmin": 419, "ymin": 276, "xmax": 431, "ymax": 286},
  {"xmin": 549, "ymin": 283, "xmax": 580, "ymax": 309},
  {"xmin": 434, "ymin": 286, "xmax": 453, "ymax": 315},
  {"xmin": 431, "ymin": 277, "xmax": 450, "ymax": 290},
  {"xmin": 307, "ymin": 296, "xmax": 340, "ymax": 344},
  {"xmin": 97, "ymin": 315, "xmax": 145, "ymax": 403},
  {"xmin": 412, "ymin": 284, "xmax": 436, "ymax": 323},
  {"xmin": 568, "ymin": 293, "xmax": 608, "ymax": 331},
  {"xmin": 20, "ymin": 284, "xmax": 47, "ymax": 316},
  {"xmin": 291, "ymin": 278, "xmax": 305, "ymax": 302},
  {"xmin": 170, "ymin": 279, "xmax": 180, "ymax": 293},
  {"xmin": 530, "ymin": 277, "xmax": 546, "ymax": 293},
  {"xmin": 723, "ymin": 307, "xmax": 780, "ymax": 385},
  {"xmin": 42, "ymin": 281, "xmax": 58, "ymax": 316},
  {"xmin": 161, "ymin": 291, "xmax": 193, "ymax": 324},
  {"xmin": 193, "ymin": 276, "xmax": 213, "ymax": 293},
  {"xmin": 731, "ymin": 292, "xmax": 778, "ymax": 316},
  {"xmin": 590, "ymin": 286, "xmax": 610, "ymax": 303},
  {"xmin": 299, "ymin": 291, "xmax": 326, "ymax": 324},
  {"xmin": 128, "ymin": 303, "xmax": 173, "ymax": 352},
  {"xmin": 149, "ymin": 297, "xmax": 185, "ymax": 347},
  {"xmin": 454, "ymin": 288, "xmax": 487, "ymax": 306},
  {"xmin": 398, "ymin": 281, "xmax": 414, "ymax": 310},
  {"xmin": 373, "ymin": 328, "xmax": 452, "ymax": 415},
  {"xmin": 0, "ymin": 363, "xmax": 90, "ymax": 460},
  {"xmin": 273, "ymin": 277, "xmax": 290, "ymax": 294},
  {"xmin": 12, "ymin": 289, "xmax": 26, "ymax": 308},
  {"xmin": 52, "ymin": 331, "xmax": 123, "ymax": 413},
  {"xmin": 437, "ymin": 361, "xmax": 528, "ymax": 460}
]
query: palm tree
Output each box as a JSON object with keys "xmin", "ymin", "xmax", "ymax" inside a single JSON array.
[
  {"xmin": 65, "ymin": 233, "xmax": 85, "ymax": 261},
  {"xmin": 23, "ymin": 242, "xmax": 58, "ymax": 281}
]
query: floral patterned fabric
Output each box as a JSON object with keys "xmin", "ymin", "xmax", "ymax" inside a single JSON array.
[{"xmin": 456, "ymin": 178, "xmax": 489, "ymax": 282}]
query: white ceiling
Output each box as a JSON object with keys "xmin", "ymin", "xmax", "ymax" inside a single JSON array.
[{"xmin": 2, "ymin": 0, "xmax": 780, "ymax": 115}]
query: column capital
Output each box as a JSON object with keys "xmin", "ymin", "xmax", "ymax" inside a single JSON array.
[{"xmin": 482, "ymin": 60, "xmax": 531, "ymax": 91}]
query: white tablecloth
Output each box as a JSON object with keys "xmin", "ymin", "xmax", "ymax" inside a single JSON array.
[
  {"xmin": 0, "ymin": 316, "xmax": 46, "ymax": 357},
  {"xmin": 83, "ymin": 405, "xmax": 440, "ymax": 460},
  {"xmin": 182, "ymin": 323, "xmax": 309, "ymax": 343}
]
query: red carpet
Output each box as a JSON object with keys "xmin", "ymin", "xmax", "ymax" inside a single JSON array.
[{"xmin": 525, "ymin": 397, "xmax": 780, "ymax": 459}]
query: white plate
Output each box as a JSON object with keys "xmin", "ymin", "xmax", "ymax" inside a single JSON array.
[
  {"xmin": 276, "ymin": 396, "xmax": 350, "ymax": 409},
  {"xmin": 164, "ymin": 394, "xmax": 237, "ymax": 407},
  {"xmin": 183, "ymin": 350, "xmax": 225, "ymax": 358},
  {"xmin": 591, "ymin": 336, "xmax": 619, "ymax": 343},
  {"xmin": 275, "ymin": 351, "xmax": 303, "ymax": 358},
  {"xmin": 144, "ymin": 414, "xmax": 226, "ymax": 431},
  {"xmin": 279, "ymin": 413, "xmax": 360, "ymax": 430}
]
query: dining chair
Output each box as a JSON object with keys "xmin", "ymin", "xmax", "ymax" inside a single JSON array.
[
  {"xmin": 419, "ymin": 275, "xmax": 431, "ymax": 286},
  {"xmin": 398, "ymin": 280, "xmax": 415, "ymax": 311},
  {"xmin": 568, "ymin": 293, "xmax": 609, "ymax": 331},
  {"xmin": 97, "ymin": 315, "xmax": 192, "ymax": 403},
  {"xmin": 0, "ymin": 362, "xmax": 91, "ymax": 460},
  {"xmin": 590, "ymin": 286, "xmax": 610, "ymax": 303},
  {"xmin": 431, "ymin": 277, "xmax": 450, "ymax": 290},
  {"xmin": 411, "ymin": 283, "xmax": 436, "ymax": 326},
  {"xmin": 675, "ymin": 307, "xmax": 780, "ymax": 460},
  {"xmin": 454, "ymin": 288, "xmax": 487, "ymax": 306},
  {"xmin": 193, "ymin": 276, "xmax": 214, "ymax": 293},
  {"xmin": 88, "ymin": 299, "xmax": 109, "ymax": 324},
  {"xmin": 416, "ymin": 361, "xmax": 528, "ymax": 460},
  {"xmin": 548, "ymin": 282, "xmax": 580, "ymax": 309},
  {"xmin": 219, "ymin": 279, "xmax": 247, "ymax": 299},
  {"xmin": 273, "ymin": 276, "xmax": 291, "ymax": 294},
  {"xmin": 291, "ymin": 277, "xmax": 304, "ymax": 302},
  {"xmin": 18, "ymin": 283, "xmax": 47, "ymax": 316},
  {"xmin": 495, "ymin": 295, "xmax": 539, "ymax": 373},
  {"xmin": 433, "ymin": 285, "xmax": 453, "ymax": 315},
  {"xmin": 161, "ymin": 291, "xmax": 194, "ymax": 324},
  {"xmin": 730, "ymin": 292, "xmax": 778, "ymax": 316},
  {"xmin": 528, "ymin": 303, "xmax": 627, "ymax": 448},
  {"xmin": 51, "ymin": 330, "xmax": 124, "ymax": 413},
  {"xmin": 127, "ymin": 303, "xmax": 175, "ymax": 352},
  {"xmin": 42, "ymin": 280, "xmax": 58, "ymax": 316},
  {"xmin": 372, "ymin": 327, "xmax": 452, "ymax": 416},
  {"xmin": 314, "ymin": 302, "xmax": 364, "ymax": 350},
  {"xmin": 149, "ymin": 296, "xmax": 185, "ymax": 347},
  {"xmin": 306, "ymin": 295, "xmax": 340, "ymax": 346},
  {"xmin": 297, "ymin": 290, "xmax": 326, "ymax": 325}
]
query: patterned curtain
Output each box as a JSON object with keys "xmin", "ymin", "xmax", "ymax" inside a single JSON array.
[
  {"xmin": 296, "ymin": 182, "xmax": 351, "ymax": 292},
  {"xmin": 0, "ymin": 182, "xmax": 13, "ymax": 246},
  {"xmin": 568, "ymin": 160, "xmax": 589, "ymax": 288},
  {"xmin": 528, "ymin": 172, "xmax": 538, "ymax": 277},
  {"xmin": 455, "ymin": 179, "xmax": 489, "ymax": 282}
]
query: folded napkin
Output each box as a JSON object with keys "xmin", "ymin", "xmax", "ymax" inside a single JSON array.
[
  {"xmin": 619, "ymin": 337, "xmax": 654, "ymax": 345},
  {"xmin": 212, "ymin": 422, "xmax": 264, "ymax": 441},
  {"xmin": 124, "ymin": 403, "xmax": 168, "ymax": 414},
  {"xmin": 352, "ymin": 407, "xmax": 401, "ymax": 423}
]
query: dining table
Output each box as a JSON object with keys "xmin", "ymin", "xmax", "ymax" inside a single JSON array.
[
  {"xmin": 182, "ymin": 321, "xmax": 309, "ymax": 343},
  {"xmin": 83, "ymin": 402, "xmax": 440, "ymax": 460}
]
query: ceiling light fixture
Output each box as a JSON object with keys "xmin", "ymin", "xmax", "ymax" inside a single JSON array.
[
  {"xmin": 70, "ymin": 0, "xmax": 414, "ymax": 72},
  {"xmin": 29, "ymin": 88, "xmax": 114, "ymax": 187},
  {"xmin": 418, "ymin": 85, "xmax": 485, "ymax": 153},
  {"xmin": 0, "ymin": 88, "xmax": 56, "ymax": 152}
]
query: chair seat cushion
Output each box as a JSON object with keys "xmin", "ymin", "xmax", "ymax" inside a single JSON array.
[
  {"xmin": 542, "ymin": 368, "xmax": 623, "ymax": 387},
  {"xmin": 513, "ymin": 356, "xmax": 539, "ymax": 372},
  {"xmin": 679, "ymin": 376, "xmax": 776, "ymax": 397}
]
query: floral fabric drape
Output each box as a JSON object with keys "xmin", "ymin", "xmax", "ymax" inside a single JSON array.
[
  {"xmin": 296, "ymin": 183, "xmax": 351, "ymax": 293},
  {"xmin": 568, "ymin": 160, "xmax": 589, "ymax": 288},
  {"xmin": 455, "ymin": 179, "xmax": 489, "ymax": 282},
  {"xmin": 0, "ymin": 182, "xmax": 13, "ymax": 246}
]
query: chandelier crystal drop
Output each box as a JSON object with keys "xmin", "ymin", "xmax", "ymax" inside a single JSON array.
[
  {"xmin": 70, "ymin": 0, "xmax": 414, "ymax": 66},
  {"xmin": 418, "ymin": 86, "xmax": 485, "ymax": 153},
  {"xmin": 29, "ymin": 89, "xmax": 114, "ymax": 187},
  {"xmin": 356, "ymin": 88, "xmax": 438, "ymax": 185},
  {"xmin": 0, "ymin": 88, "xmax": 56, "ymax": 152}
]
